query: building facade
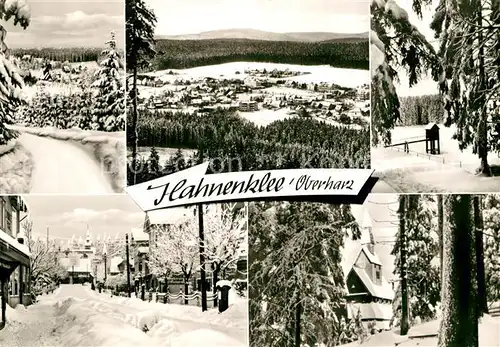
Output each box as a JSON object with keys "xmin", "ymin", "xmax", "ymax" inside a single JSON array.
[
  {"xmin": 0, "ymin": 196, "xmax": 31, "ymax": 327},
  {"xmin": 59, "ymin": 228, "xmax": 95, "ymax": 284}
]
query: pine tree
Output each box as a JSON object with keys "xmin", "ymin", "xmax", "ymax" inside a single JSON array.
[
  {"xmin": 147, "ymin": 146, "xmax": 160, "ymax": 180},
  {"xmin": 431, "ymin": 0, "xmax": 499, "ymax": 175},
  {"xmin": 249, "ymin": 202, "xmax": 360, "ymax": 347},
  {"xmin": 92, "ymin": 31, "xmax": 125, "ymax": 132},
  {"xmin": 392, "ymin": 194, "xmax": 440, "ymax": 328},
  {"xmin": 0, "ymin": 0, "xmax": 30, "ymax": 146},
  {"xmin": 439, "ymin": 195, "xmax": 478, "ymax": 347},
  {"xmin": 126, "ymin": 0, "xmax": 156, "ymax": 184},
  {"xmin": 482, "ymin": 194, "xmax": 500, "ymax": 304},
  {"xmin": 370, "ymin": 0, "xmax": 439, "ymax": 146}
]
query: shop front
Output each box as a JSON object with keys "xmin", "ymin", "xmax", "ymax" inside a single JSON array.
[{"xmin": 0, "ymin": 234, "xmax": 31, "ymax": 329}]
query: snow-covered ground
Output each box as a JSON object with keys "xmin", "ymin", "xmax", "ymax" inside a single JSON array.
[
  {"xmin": 16, "ymin": 133, "xmax": 114, "ymax": 194},
  {"xmin": 372, "ymin": 124, "xmax": 500, "ymax": 193},
  {"xmin": 147, "ymin": 62, "xmax": 368, "ymax": 88},
  {"xmin": 0, "ymin": 284, "xmax": 247, "ymax": 347},
  {"xmin": 338, "ymin": 314, "xmax": 500, "ymax": 346}
]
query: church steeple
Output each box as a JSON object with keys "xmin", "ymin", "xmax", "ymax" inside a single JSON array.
[{"xmin": 84, "ymin": 224, "xmax": 92, "ymax": 249}]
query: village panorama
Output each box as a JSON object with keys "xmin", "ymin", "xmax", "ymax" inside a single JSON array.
[{"xmin": 127, "ymin": 0, "xmax": 370, "ymax": 185}]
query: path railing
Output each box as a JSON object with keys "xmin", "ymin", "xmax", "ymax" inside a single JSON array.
[
  {"xmin": 387, "ymin": 146, "xmax": 474, "ymax": 174},
  {"xmin": 115, "ymin": 290, "xmax": 218, "ymax": 308}
]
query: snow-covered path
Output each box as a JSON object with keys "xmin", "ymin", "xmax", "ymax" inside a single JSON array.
[
  {"xmin": 17, "ymin": 133, "xmax": 114, "ymax": 194},
  {"xmin": 0, "ymin": 285, "xmax": 247, "ymax": 347}
]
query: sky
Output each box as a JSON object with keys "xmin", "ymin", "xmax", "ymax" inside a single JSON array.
[
  {"xmin": 23, "ymin": 195, "xmax": 144, "ymax": 245},
  {"xmin": 394, "ymin": 0, "xmax": 440, "ymax": 96},
  {"xmin": 4, "ymin": 0, "xmax": 124, "ymax": 48},
  {"xmin": 147, "ymin": 0, "xmax": 369, "ymax": 35}
]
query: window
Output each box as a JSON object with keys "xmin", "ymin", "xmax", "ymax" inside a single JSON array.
[
  {"xmin": 5, "ymin": 209, "xmax": 12, "ymax": 236},
  {"xmin": 376, "ymin": 270, "xmax": 381, "ymax": 281}
]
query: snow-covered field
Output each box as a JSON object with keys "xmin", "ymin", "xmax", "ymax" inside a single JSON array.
[
  {"xmin": 147, "ymin": 62, "xmax": 368, "ymax": 88},
  {"xmin": 372, "ymin": 124, "xmax": 500, "ymax": 193},
  {"xmin": 0, "ymin": 284, "xmax": 247, "ymax": 347}
]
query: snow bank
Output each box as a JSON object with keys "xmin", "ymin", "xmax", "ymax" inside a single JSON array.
[
  {"xmin": 55, "ymin": 298, "xmax": 157, "ymax": 347},
  {"xmin": 7, "ymin": 125, "xmax": 125, "ymax": 192},
  {"xmin": 171, "ymin": 329, "xmax": 246, "ymax": 347},
  {"xmin": 0, "ymin": 142, "xmax": 33, "ymax": 193}
]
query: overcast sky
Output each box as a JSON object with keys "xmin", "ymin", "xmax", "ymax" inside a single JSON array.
[
  {"xmin": 394, "ymin": 0, "xmax": 440, "ymax": 96},
  {"xmin": 23, "ymin": 195, "xmax": 144, "ymax": 245},
  {"xmin": 147, "ymin": 0, "xmax": 369, "ymax": 35},
  {"xmin": 4, "ymin": 0, "xmax": 124, "ymax": 48}
]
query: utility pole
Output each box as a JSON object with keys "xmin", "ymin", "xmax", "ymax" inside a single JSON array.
[
  {"xmin": 125, "ymin": 233, "xmax": 131, "ymax": 298},
  {"xmin": 198, "ymin": 204, "xmax": 208, "ymax": 312}
]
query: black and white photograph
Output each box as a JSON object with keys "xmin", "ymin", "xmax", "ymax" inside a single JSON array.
[
  {"xmin": 127, "ymin": 0, "xmax": 370, "ymax": 186},
  {"xmin": 0, "ymin": 195, "xmax": 248, "ymax": 346},
  {"xmin": 370, "ymin": 0, "xmax": 500, "ymax": 193},
  {"xmin": 248, "ymin": 195, "xmax": 500, "ymax": 347},
  {"xmin": 0, "ymin": 0, "xmax": 126, "ymax": 194}
]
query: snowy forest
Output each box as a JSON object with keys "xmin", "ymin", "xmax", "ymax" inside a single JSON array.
[
  {"xmin": 248, "ymin": 195, "xmax": 500, "ymax": 347},
  {"xmin": 371, "ymin": 0, "xmax": 500, "ymax": 176}
]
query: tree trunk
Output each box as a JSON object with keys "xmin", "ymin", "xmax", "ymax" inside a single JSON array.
[
  {"xmin": 131, "ymin": 66, "xmax": 139, "ymax": 185},
  {"xmin": 184, "ymin": 275, "xmax": 189, "ymax": 305},
  {"xmin": 399, "ymin": 195, "xmax": 409, "ymax": 335},
  {"xmin": 473, "ymin": 195, "xmax": 488, "ymax": 315},
  {"xmin": 213, "ymin": 263, "xmax": 219, "ymax": 307},
  {"xmin": 438, "ymin": 195, "xmax": 478, "ymax": 347},
  {"xmin": 437, "ymin": 194, "xmax": 444, "ymax": 302},
  {"xmin": 476, "ymin": 2, "xmax": 490, "ymax": 176},
  {"xmin": 164, "ymin": 274, "xmax": 168, "ymax": 293}
]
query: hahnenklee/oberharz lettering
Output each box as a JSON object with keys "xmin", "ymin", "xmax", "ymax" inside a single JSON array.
[{"xmin": 125, "ymin": 162, "xmax": 375, "ymax": 211}]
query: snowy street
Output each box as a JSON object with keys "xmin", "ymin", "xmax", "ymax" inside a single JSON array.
[
  {"xmin": 0, "ymin": 285, "xmax": 247, "ymax": 347},
  {"xmin": 17, "ymin": 133, "xmax": 114, "ymax": 194}
]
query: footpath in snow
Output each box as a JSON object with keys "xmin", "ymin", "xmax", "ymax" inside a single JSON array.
[
  {"xmin": 0, "ymin": 284, "xmax": 247, "ymax": 347},
  {"xmin": 17, "ymin": 133, "xmax": 114, "ymax": 194}
]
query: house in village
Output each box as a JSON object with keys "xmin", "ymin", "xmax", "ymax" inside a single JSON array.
[
  {"xmin": 342, "ymin": 208, "xmax": 395, "ymax": 331},
  {"xmin": 59, "ymin": 228, "xmax": 95, "ymax": 284},
  {"xmin": 130, "ymin": 227, "xmax": 150, "ymax": 295},
  {"xmin": 0, "ymin": 196, "xmax": 31, "ymax": 328}
]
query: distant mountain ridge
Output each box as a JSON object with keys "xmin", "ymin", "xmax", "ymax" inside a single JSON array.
[{"xmin": 156, "ymin": 28, "xmax": 368, "ymax": 42}]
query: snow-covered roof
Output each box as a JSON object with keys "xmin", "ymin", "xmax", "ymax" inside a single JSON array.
[
  {"xmin": 109, "ymin": 256, "xmax": 124, "ymax": 274},
  {"xmin": 137, "ymin": 246, "xmax": 149, "ymax": 254},
  {"xmin": 131, "ymin": 228, "xmax": 149, "ymax": 242},
  {"xmin": 147, "ymin": 207, "xmax": 193, "ymax": 226},
  {"xmin": 0, "ymin": 231, "xmax": 30, "ymax": 257},
  {"xmin": 361, "ymin": 246, "xmax": 382, "ymax": 266},
  {"xmin": 347, "ymin": 302, "xmax": 393, "ymax": 321},
  {"xmin": 351, "ymin": 267, "xmax": 394, "ymax": 301}
]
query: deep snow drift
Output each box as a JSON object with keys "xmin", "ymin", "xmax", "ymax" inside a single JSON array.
[{"xmin": 0, "ymin": 284, "xmax": 247, "ymax": 347}]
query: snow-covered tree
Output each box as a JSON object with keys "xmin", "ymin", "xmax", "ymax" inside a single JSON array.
[
  {"xmin": 431, "ymin": 0, "xmax": 500, "ymax": 175},
  {"xmin": 203, "ymin": 203, "xmax": 247, "ymax": 300},
  {"xmin": 371, "ymin": 0, "xmax": 439, "ymax": 146},
  {"xmin": 249, "ymin": 202, "xmax": 360, "ymax": 347},
  {"xmin": 391, "ymin": 194, "xmax": 440, "ymax": 328},
  {"xmin": 126, "ymin": 0, "xmax": 157, "ymax": 184},
  {"xmin": 0, "ymin": 0, "xmax": 30, "ymax": 145},
  {"xmin": 148, "ymin": 227, "xmax": 174, "ymax": 293},
  {"xmin": 91, "ymin": 31, "xmax": 125, "ymax": 132},
  {"xmin": 23, "ymin": 220, "xmax": 67, "ymax": 289},
  {"xmin": 482, "ymin": 194, "xmax": 500, "ymax": 304},
  {"xmin": 153, "ymin": 214, "xmax": 198, "ymax": 304}
]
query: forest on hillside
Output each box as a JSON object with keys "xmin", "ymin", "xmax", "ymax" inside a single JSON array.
[
  {"xmin": 127, "ymin": 109, "xmax": 370, "ymax": 184},
  {"xmin": 148, "ymin": 39, "xmax": 369, "ymax": 71},
  {"xmin": 12, "ymin": 47, "xmax": 125, "ymax": 62}
]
